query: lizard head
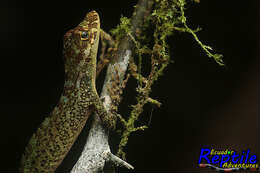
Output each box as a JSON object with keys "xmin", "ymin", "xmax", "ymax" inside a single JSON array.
[{"xmin": 63, "ymin": 11, "xmax": 100, "ymax": 75}]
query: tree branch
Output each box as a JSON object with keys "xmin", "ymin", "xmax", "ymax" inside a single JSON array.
[{"xmin": 70, "ymin": 0, "xmax": 153, "ymax": 172}]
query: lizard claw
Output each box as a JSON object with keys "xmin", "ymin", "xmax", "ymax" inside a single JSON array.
[{"xmin": 103, "ymin": 113, "xmax": 117, "ymax": 130}]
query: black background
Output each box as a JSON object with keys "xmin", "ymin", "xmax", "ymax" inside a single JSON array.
[{"xmin": 1, "ymin": 0, "xmax": 260, "ymax": 173}]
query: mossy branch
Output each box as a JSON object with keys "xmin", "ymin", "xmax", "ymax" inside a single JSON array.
[
  {"xmin": 75, "ymin": 0, "xmax": 224, "ymax": 170},
  {"xmin": 109, "ymin": 0, "xmax": 224, "ymax": 162},
  {"xmin": 177, "ymin": 0, "xmax": 224, "ymax": 65},
  {"xmin": 73, "ymin": 0, "xmax": 224, "ymax": 172}
]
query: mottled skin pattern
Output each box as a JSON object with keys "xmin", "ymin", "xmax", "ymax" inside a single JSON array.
[{"xmin": 20, "ymin": 11, "xmax": 115, "ymax": 173}]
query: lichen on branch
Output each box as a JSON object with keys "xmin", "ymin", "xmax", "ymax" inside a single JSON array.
[{"xmin": 107, "ymin": 0, "xmax": 224, "ymax": 161}]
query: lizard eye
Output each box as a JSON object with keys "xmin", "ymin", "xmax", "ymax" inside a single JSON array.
[{"xmin": 81, "ymin": 31, "xmax": 89, "ymax": 40}]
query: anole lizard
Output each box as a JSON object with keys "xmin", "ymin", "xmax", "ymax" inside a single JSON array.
[{"xmin": 20, "ymin": 10, "xmax": 115, "ymax": 173}]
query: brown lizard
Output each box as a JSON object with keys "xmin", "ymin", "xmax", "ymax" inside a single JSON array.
[{"xmin": 19, "ymin": 10, "xmax": 115, "ymax": 173}]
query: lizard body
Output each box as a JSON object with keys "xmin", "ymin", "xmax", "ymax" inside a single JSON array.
[{"xmin": 20, "ymin": 11, "xmax": 115, "ymax": 173}]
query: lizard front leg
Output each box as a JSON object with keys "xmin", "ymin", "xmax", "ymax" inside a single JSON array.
[{"xmin": 92, "ymin": 95, "xmax": 117, "ymax": 130}]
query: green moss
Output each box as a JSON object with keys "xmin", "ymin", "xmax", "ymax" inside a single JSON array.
[
  {"xmin": 110, "ymin": 0, "xmax": 224, "ymax": 160},
  {"xmin": 110, "ymin": 16, "xmax": 131, "ymax": 44}
]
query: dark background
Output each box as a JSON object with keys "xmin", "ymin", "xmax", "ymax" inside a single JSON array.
[{"xmin": 1, "ymin": 0, "xmax": 260, "ymax": 172}]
